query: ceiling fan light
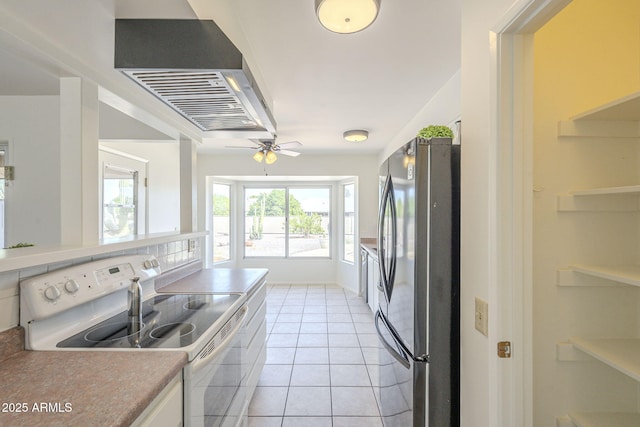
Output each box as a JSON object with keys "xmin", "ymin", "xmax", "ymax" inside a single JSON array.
[
  {"xmin": 343, "ymin": 129, "xmax": 369, "ymax": 142},
  {"xmin": 315, "ymin": 0, "xmax": 381, "ymax": 34},
  {"xmin": 253, "ymin": 151, "xmax": 265, "ymax": 163},
  {"xmin": 265, "ymin": 150, "xmax": 278, "ymax": 164}
]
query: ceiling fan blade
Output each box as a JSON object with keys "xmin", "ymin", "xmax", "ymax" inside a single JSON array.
[
  {"xmin": 224, "ymin": 146, "xmax": 259, "ymax": 149},
  {"xmin": 279, "ymin": 149, "xmax": 301, "ymax": 157},
  {"xmin": 276, "ymin": 141, "xmax": 302, "ymax": 149}
]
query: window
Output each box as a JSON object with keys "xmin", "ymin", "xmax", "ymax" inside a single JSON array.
[
  {"xmin": 343, "ymin": 183, "xmax": 355, "ymax": 263},
  {"xmin": 244, "ymin": 187, "xmax": 286, "ymax": 257},
  {"xmin": 244, "ymin": 186, "xmax": 331, "ymax": 258},
  {"xmin": 102, "ymin": 165, "xmax": 138, "ymax": 238},
  {"xmin": 289, "ymin": 188, "xmax": 330, "ymax": 257},
  {"xmin": 212, "ymin": 183, "xmax": 231, "ymax": 263}
]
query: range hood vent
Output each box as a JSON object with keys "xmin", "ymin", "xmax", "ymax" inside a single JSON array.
[{"xmin": 115, "ymin": 19, "xmax": 276, "ymax": 137}]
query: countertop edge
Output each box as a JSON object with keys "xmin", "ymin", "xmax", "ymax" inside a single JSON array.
[{"xmin": 0, "ymin": 350, "xmax": 187, "ymax": 427}]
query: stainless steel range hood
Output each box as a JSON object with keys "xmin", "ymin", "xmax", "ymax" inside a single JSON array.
[{"xmin": 115, "ymin": 19, "xmax": 276, "ymax": 138}]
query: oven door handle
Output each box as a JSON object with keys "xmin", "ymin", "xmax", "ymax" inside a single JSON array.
[{"xmin": 191, "ymin": 304, "xmax": 248, "ymax": 372}]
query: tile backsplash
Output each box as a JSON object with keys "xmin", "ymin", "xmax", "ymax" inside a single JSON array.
[{"xmin": 0, "ymin": 237, "xmax": 202, "ymax": 333}]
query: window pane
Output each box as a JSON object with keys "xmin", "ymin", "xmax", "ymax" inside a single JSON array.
[
  {"xmin": 103, "ymin": 175, "xmax": 136, "ymax": 238},
  {"xmin": 212, "ymin": 183, "xmax": 231, "ymax": 262},
  {"xmin": 289, "ymin": 188, "xmax": 330, "ymax": 257},
  {"xmin": 343, "ymin": 183, "xmax": 355, "ymax": 262},
  {"xmin": 244, "ymin": 188, "xmax": 285, "ymax": 257}
]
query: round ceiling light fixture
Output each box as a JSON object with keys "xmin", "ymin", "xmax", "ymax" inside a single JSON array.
[
  {"xmin": 343, "ymin": 129, "xmax": 369, "ymax": 142},
  {"xmin": 315, "ymin": 0, "xmax": 381, "ymax": 34}
]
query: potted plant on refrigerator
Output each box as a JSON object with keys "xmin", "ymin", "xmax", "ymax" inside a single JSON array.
[{"xmin": 417, "ymin": 125, "xmax": 454, "ymax": 139}]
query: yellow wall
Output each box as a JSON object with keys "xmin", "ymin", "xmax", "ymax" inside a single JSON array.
[
  {"xmin": 535, "ymin": 0, "xmax": 640, "ymax": 117},
  {"xmin": 533, "ymin": 0, "xmax": 640, "ymax": 424}
]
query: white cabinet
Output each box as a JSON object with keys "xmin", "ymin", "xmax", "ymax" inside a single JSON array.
[
  {"xmin": 132, "ymin": 373, "xmax": 183, "ymax": 427},
  {"xmin": 555, "ymin": 92, "xmax": 640, "ymax": 426},
  {"xmin": 243, "ymin": 279, "xmax": 267, "ymax": 416}
]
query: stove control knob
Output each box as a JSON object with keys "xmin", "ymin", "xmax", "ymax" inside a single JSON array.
[
  {"xmin": 44, "ymin": 285, "xmax": 61, "ymax": 302},
  {"xmin": 64, "ymin": 279, "xmax": 80, "ymax": 294}
]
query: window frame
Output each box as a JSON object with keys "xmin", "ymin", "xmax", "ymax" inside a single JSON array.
[
  {"xmin": 101, "ymin": 163, "xmax": 139, "ymax": 239},
  {"xmin": 342, "ymin": 182, "xmax": 356, "ymax": 264},
  {"xmin": 242, "ymin": 183, "xmax": 333, "ymax": 259}
]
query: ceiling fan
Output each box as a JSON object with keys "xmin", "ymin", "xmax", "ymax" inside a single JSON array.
[{"xmin": 225, "ymin": 138, "xmax": 302, "ymax": 164}]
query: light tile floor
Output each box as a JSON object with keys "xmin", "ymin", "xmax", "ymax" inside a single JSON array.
[{"xmin": 248, "ymin": 283, "xmax": 383, "ymax": 427}]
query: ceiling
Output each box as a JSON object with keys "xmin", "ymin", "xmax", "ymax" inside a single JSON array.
[{"xmin": 0, "ymin": 0, "xmax": 461, "ymax": 155}]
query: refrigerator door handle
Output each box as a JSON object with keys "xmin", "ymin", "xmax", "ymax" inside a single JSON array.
[
  {"xmin": 388, "ymin": 184, "xmax": 397, "ymax": 296},
  {"xmin": 377, "ymin": 175, "xmax": 390, "ymax": 300},
  {"xmin": 377, "ymin": 175, "xmax": 397, "ymax": 303},
  {"xmin": 375, "ymin": 310, "xmax": 411, "ymax": 369}
]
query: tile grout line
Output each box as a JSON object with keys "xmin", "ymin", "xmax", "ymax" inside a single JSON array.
[{"xmin": 254, "ymin": 284, "xmax": 382, "ymax": 426}]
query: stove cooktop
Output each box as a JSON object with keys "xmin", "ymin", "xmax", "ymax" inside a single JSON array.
[{"xmin": 57, "ymin": 293, "xmax": 243, "ymax": 350}]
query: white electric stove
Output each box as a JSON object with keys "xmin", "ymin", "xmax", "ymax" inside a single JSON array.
[{"xmin": 20, "ymin": 254, "xmax": 249, "ymax": 426}]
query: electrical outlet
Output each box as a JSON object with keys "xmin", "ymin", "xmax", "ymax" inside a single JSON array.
[{"xmin": 475, "ymin": 297, "xmax": 489, "ymax": 337}]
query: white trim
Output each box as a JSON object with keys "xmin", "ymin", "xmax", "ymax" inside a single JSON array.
[
  {"xmin": 99, "ymin": 144, "xmax": 149, "ymax": 164},
  {"xmin": 492, "ymin": 1, "xmax": 571, "ymax": 426}
]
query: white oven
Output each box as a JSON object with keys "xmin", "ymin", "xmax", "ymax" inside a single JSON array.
[
  {"xmin": 184, "ymin": 303, "xmax": 247, "ymax": 427},
  {"xmin": 19, "ymin": 255, "xmax": 249, "ymax": 427}
]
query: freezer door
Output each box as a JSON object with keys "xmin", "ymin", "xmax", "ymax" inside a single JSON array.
[
  {"xmin": 375, "ymin": 310, "xmax": 426, "ymax": 427},
  {"xmin": 384, "ymin": 140, "xmax": 417, "ymax": 356}
]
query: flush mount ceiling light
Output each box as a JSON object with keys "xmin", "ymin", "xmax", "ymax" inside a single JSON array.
[
  {"xmin": 315, "ymin": 0, "xmax": 381, "ymax": 34},
  {"xmin": 343, "ymin": 129, "xmax": 369, "ymax": 142}
]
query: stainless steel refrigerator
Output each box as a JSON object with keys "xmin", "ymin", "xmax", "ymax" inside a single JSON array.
[{"xmin": 375, "ymin": 135, "xmax": 460, "ymax": 427}]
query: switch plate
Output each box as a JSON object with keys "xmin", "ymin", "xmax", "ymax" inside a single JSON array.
[{"xmin": 475, "ymin": 297, "xmax": 489, "ymax": 336}]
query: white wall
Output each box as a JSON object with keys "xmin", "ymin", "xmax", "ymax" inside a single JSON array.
[
  {"xmin": 198, "ymin": 152, "xmax": 378, "ymax": 290},
  {"xmin": 100, "ymin": 141, "xmax": 181, "ymax": 234},
  {"xmin": 460, "ymin": 0, "xmax": 521, "ymax": 425},
  {"xmin": 0, "ymin": 96, "xmax": 61, "ymax": 246},
  {"xmin": 380, "ymin": 69, "xmax": 462, "ymax": 164}
]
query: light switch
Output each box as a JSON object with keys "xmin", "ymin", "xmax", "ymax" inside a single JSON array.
[{"xmin": 475, "ymin": 297, "xmax": 489, "ymax": 337}]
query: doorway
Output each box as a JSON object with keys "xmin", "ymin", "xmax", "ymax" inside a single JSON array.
[
  {"xmin": 99, "ymin": 147, "xmax": 148, "ymax": 239},
  {"xmin": 494, "ymin": 0, "xmax": 640, "ymax": 425}
]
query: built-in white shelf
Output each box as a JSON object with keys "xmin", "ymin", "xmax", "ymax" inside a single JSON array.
[
  {"xmin": 571, "ymin": 91, "xmax": 640, "ymax": 122},
  {"xmin": 568, "ymin": 264, "xmax": 640, "ymax": 288},
  {"xmin": 558, "ymin": 91, "xmax": 640, "ymax": 138},
  {"xmin": 556, "ymin": 268, "xmax": 625, "ymax": 287},
  {"xmin": 569, "ymin": 411, "xmax": 640, "ymax": 427},
  {"xmin": 557, "ymin": 186, "xmax": 640, "ymax": 211},
  {"xmin": 569, "ymin": 337, "xmax": 640, "ymax": 382},
  {"xmin": 570, "ymin": 185, "xmax": 640, "ymax": 196}
]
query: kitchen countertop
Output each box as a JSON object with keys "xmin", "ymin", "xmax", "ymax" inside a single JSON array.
[
  {"xmin": 361, "ymin": 240, "xmax": 378, "ymax": 258},
  {"xmin": 0, "ymin": 348, "xmax": 186, "ymax": 426},
  {"xmin": 0, "ymin": 267, "xmax": 266, "ymax": 426},
  {"xmin": 158, "ymin": 268, "xmax": 269, "ymax": 297}
]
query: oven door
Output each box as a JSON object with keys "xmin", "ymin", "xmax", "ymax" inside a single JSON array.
[{"xmin": 184, "ymin": 305, "xmax": 248, "ymax": 427}]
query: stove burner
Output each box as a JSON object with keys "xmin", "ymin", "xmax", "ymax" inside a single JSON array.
[
  {"xmin": 150, "ymin": 322, "xmax": 196, "ymax": 339},
  {"xmin": 84, "ymin": 322, "xmax": 146, "ymax": 343}
]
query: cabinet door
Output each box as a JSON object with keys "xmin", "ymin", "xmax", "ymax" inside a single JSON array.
[{"xmin": 132, "ymin": 374, "xmax": 182, "ymax": 427}]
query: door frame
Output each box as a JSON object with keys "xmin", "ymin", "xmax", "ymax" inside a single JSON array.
[
  {"xmin": 0, "ymin": 139, "xmax": 10, "ymax": 248},
  {"xmin": 491, "ymin": 0, "xmax": 571, "ymax": 425}
]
